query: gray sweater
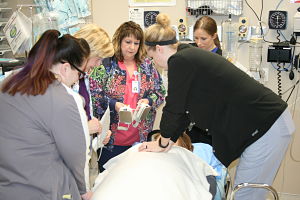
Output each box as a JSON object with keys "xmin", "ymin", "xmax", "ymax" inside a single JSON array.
[{"xmin": 0, "ymin": 81, "xmax": 90, "ymax": 200}]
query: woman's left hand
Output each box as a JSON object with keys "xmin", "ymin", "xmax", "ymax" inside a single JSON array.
[{"xmin": 88, "ymin": 117, "xmax": 102, "ymax": 135}]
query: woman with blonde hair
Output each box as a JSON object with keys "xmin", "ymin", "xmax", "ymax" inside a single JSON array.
[
  {"xmin": 139, "ymin": 13, "xmax": 294, "ymax": 200},
  {"xmin": 74, "ymin": 24, "xmax": 114, "ymax": 68},
  {"xmin": 73, "ymin": 25, "xmax": 114, "ymax": 186},
  {"xmin": 73, "ymin": 24, "xmax": 114, "ymax": 137}
]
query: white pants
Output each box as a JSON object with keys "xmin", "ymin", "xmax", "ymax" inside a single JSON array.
[{"xmin": 234, "ymin": 108, "xmax": 295, "ymax": 200}]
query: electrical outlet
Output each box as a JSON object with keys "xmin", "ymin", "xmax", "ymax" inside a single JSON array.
[{"xmin": 250, "ymin": 26, "xmax": 267, "ymax": 38}]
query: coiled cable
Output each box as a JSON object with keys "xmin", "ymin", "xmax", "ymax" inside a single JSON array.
[
  {"xmin": 276, "ymin": 30, "xmax": 281, "ymax": 43},
  {"xmin": 277, "ymin": 63, "xmax": 282, "ymax": 98}
]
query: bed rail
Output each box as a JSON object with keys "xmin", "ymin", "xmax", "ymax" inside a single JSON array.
[{"xmin": 229, "ymin": 183, "xmax": 279, "ymax": 200}]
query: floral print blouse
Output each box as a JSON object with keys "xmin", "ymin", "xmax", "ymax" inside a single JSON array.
[{"xmin": 89, "ymin": 56, "xmax": 166, "ymax": 147}]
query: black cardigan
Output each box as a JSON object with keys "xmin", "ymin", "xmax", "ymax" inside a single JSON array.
[
  {"xmin": 160, "ymin": 44, "xmax": 287, "ymax": 167},
  {"xmin": 187, "ymin": 43, "xmax": 221, "ymax": 144}
]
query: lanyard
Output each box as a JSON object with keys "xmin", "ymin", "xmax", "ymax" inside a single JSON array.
[
  {"xmin": 211, "ymin": 47, "xmax": 218, "ymax": 53},
  {"xmin": 132, "ymin": 69, "xmax": 141, "ymax": 93}
]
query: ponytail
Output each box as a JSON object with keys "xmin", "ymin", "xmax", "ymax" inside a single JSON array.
[
  {"xmin": 214, "ymin": 35, "xmax": 221, "ymax": 49},
  {"xmin": 2, "ymin": 30, "xmax": 60, "ymax": 95},
  {"xmin": 2, "ymin": 30, "xmax": 90, "ymax": 96}
]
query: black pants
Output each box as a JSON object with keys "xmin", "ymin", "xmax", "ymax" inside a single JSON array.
[{"xmin": 97, "ymin": 145, "xmax": 131, "ymax": 173}]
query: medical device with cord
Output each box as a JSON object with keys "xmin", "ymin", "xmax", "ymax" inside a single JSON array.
[
  {"xmin": 132, "ymin": 102, "xmax": 151, "ymax": 127},
  {"xmin": 117, "ymin": 103, "xmax": 151, "ymax": 130},
  {"xmin": 117, "ymin": 105, "xmax": 133, "ymax": 130}
]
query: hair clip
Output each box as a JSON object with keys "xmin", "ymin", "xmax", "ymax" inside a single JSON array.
[{"xmin": 58, "ymin": 32, "xmax": 64, "ymax": 39}]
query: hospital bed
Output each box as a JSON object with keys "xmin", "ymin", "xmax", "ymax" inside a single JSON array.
[
  {"xmin": 91, "ymin": 144, "xmax": 218, "ymax": 200},
  {"xmin": 91, "ymin": 130, "xmax": 279, "ymax": 200}
]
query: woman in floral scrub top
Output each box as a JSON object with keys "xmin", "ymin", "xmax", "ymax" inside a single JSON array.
[{"xmin": 89, "ymin": 21, "xmax": 166, "ymax": 172}]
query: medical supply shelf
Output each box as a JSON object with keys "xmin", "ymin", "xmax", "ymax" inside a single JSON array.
[
  {"xmin": 0, "ymin": 1, "xmax": 12, "ymax": 58},
  {"xmin": 186, "ymin": 0, "xmax": 243, "ymax": 16}
]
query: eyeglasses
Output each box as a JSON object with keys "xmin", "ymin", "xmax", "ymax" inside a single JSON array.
[{"xmin": 61, "ymin": 61, "xmax": 86, "ymax": 79}]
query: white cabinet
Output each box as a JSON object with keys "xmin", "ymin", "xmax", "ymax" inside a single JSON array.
[{"xmin": 0, "ymin": 1, "xmax": 12, "ymax": 58}]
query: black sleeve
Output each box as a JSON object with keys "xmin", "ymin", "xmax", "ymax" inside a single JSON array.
[
  {"xmin": 186, "ymin": 126, "xmax": 212, "ymax": 145},
  {"xmin": 160, "ymin": 54, "xmax": 195, "ymax": 142}
]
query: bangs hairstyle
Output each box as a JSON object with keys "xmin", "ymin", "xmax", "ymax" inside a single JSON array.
[
  {"xmin": 112, "ymin": 21, "xmax": 146, "ymax": 65},
  {"xmin": 74, "ymin": 24, "xmax": 114, "ymax": 58},
  {"xmin": 144, "ymin": 13, "xmax": 179, "ymax": 51}
]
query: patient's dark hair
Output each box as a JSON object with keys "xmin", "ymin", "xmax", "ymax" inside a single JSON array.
[{"xmin": 147, "ymin": 130, "xmax": 194, "ymax": 152}]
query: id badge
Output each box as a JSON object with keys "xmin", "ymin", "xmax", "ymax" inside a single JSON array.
[{"xmin": 132, "ymin": 80, "xmax": 140, "ymax": 93}]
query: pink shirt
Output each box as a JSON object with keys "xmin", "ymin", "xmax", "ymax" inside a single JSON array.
[{"xmin": 114, "ymin": 61, "xmax": 139, "ymax": 146}]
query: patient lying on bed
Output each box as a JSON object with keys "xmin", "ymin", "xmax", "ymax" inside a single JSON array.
[{"xmin": 91, "ymin": 133, "xmax": 217, "ymax": 200}]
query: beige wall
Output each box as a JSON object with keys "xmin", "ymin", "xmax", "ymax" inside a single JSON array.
[
  {"xmin": 91, "ymin": 0, "xmax": 300, "ymax": 195},
  {"xmin": 91, "ymin": 0, "xmax": 187, "ymax": 37},
  {"xmin": 6, "ymin": 0, "xmax": 300, "ymax": 196}
]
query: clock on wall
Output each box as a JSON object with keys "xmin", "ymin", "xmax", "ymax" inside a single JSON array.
[
  {"xmin": 144, "ymin": 11, "xmax": 159, "ymax": 28},
  {"xmin": 268, "ymin": 10, "xmax": 288, "ymax": 30}
]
